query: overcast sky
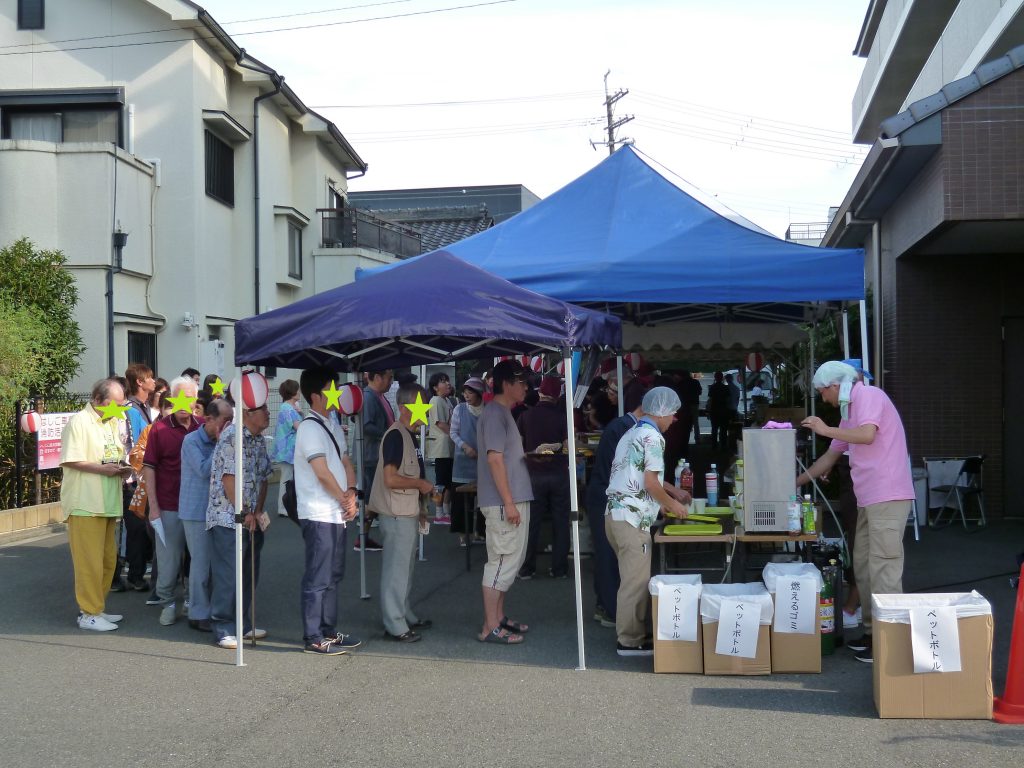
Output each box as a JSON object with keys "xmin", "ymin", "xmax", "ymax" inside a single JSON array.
[{"xmin": 208, "ymin": 0, "xmax": 872, "ymax": 237}]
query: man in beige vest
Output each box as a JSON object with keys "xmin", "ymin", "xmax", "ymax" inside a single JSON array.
[{"xmin": 369, "ymin": 383, "xmax": 435, "ymax": 642}]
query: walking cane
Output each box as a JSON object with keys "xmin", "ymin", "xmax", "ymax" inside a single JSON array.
[{"xmin": 249, "ymin": 518, "xmax": 257, "ymax": 648}]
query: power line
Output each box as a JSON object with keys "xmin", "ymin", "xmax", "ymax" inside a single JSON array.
[
  {"xmin": 348, "ymin": 117, "xmax": 602, "ymax": 143},
  {"xmin": 311, "ymin": 91, "xmax": 601, "ymax": 108},
  {"xmin": 222, "ymin": 0, "xmax": 418, "ymax": 25},
  {"xmin": 0, "ymin": 0, "xmax": 520, "ymax": 57}
]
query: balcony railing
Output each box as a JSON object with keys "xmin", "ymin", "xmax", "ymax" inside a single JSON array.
[
  {"xmin": 318, "ymin": 207, "xmax": 422, "ymax": 259},
  {"xmin": 785, "ymin": 222, "xmax": 829, "ymax": 242}
]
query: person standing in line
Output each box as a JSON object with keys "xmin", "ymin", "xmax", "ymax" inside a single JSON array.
[
  {"xmin": 706, "ymin": 371, "xmax": 731, "ymax": 452},
  {"xmin": 369, "ymin": 382, "xmax": 435, "ymax": 643},
  {"xmin": 476, "ymin": 360, "xmax": 533, "ymax": 645},
  {"xmin": 795, "ymin": 360, "xmax": 914, "ymax": 664},
  {"xmin": 358, "ymin": 369, "xmax": 394, "ymax": 552},
  {"xmin": 273, "ymin": 380, "xmax": 302, "ymax": 517},
  {"xmin": 605, "ymin": 387, "xmax": 690, "ymax": 657},
  {"xmin": 294, "ymin": 367, "xmax": 361, "ymax": 656},
  {"xmin": 426, "ymin": 372, "xmax": 455, "ymax": 525},
  {"xmin": 450, "ymin": 377, "xmax": 486, "ymax": 547},
  {"xmin": 206, "ymin": 402, "xmax": 273, "ymax": 650},
  {"xmin": 61, "ymin": 379, "xmax": 134, "ymax": 631},
  {"xmin": 123, "ymin": 363, "xmax": 156, "ymax": 591},
  {"xmin": 178, "ymin": 398, "xmax": 232, "ymax": 633}
]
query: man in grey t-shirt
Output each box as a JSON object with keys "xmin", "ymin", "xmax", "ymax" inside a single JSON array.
[{"xmin": 475, "ymin": 359, "xmax": 533, "ymax": 645}]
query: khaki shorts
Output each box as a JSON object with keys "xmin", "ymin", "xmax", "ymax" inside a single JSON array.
[{"xmin": 480, "ymin": 503, "xmax": 530, "ymax": 592}]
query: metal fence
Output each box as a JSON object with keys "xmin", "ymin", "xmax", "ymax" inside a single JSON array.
[{"xmin": 318, "ymin": 207, "xmax": 422, "ymax": 258}]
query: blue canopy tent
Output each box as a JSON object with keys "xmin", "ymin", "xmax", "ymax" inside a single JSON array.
[
  {"xmin": 359, "ymin": 145, "xmax": 867, "ymax": 409},
  {"xmin": 232, "ymin": 251, "xmax": 622, "ymax": 670}
]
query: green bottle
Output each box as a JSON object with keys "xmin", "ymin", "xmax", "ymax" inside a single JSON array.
[
  {"xmin": 820, "ymin": 560, "xmax": 836, "ymax": 655},
  {"xmin": 801, "ymin": 494, "xmax": 816, "ymax": 535}
]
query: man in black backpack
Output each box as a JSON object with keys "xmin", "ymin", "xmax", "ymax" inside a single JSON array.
[{"xmin": 293, "ymin": 367, "xmax": 360, "ymax": 655}]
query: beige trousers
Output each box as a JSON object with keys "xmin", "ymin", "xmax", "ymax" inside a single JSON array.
[
  {"xmin": 605, "ymin": 516, "xmax": 652, "ymax": 647},
  {"xmin": 853, "ymin": 500, "xmax": 911, "ymax": 632}
]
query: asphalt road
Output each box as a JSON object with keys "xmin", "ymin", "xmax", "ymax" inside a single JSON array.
[{"xmin": 1, "ymin": 516, "xmax": 1023, "ymax": 768}]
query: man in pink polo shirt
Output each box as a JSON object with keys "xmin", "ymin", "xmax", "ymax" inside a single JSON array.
[{"xmin": 795, "ymin": 360, "xmax": 914, "ymax": 664}]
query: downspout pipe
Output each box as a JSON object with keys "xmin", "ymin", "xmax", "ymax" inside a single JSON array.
[{"xmin": 233, "ymin": 50, "xmax": 282, "ymax": 316}]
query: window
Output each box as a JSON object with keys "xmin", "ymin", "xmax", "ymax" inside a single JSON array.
[
  {"xmin": 127, "ymin": 331, "xmax": 157, "ymax": 374},
  {"xmin": 204, "ymin": 129, "xmax": 234, "ymax": 207},
  {"xmin": 3, "ymin": 106, "xmax": 120, "ymax": 144},
  {"xmin": 18, "ymin": 0, "xmax": 44, "ymax": 30},
  {"xmin": 288, "ymin": 222, "xmax": 302, "ymax": 279}
]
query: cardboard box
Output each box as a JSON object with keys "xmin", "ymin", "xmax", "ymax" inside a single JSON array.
[
  {"xmin": 700, "ymin": 583, "xmax": 773, "ymax": 676},
  {"xmin": 763, "ymin": 563, "xmax": 822, "ymax": 674},
  {"xmin": 701, "ymin": 623, "xmax": 771, "ymax": 675},
  {"xmin": 650, "ymin": 575, "xmax": 703, "ymax": 674},
  {"xmin": 872, "ymin": 593, "xmax": 993, "ymax": 719}
]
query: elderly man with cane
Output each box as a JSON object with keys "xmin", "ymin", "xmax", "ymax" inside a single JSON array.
[{"xmin": 795, "ymin": 360, "xmax": 914, "ymax": 664}]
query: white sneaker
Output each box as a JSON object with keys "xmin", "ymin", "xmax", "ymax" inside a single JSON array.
[
  {"xmin": 843, "ymin": 606, "xmax": 862, "ymax": 629},
  {"xmin": 242, "ymin": 628, "xmax": 267, "ymax": 640},
  {"xmin": 78, "ymin": 613, "xmax": 118, "ymax": 632},
  {"xmin": 100, "ymin": 612, "xmax": 123, "ymax": 623},
  {"xmin": 159, "ymin": 603, "xmax": 177, "ymax": 626},
  {"xmin": 217, "ymin": 635, "xmax": 238, "ymax": 649}
]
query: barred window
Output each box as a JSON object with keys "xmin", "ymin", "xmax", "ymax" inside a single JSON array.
[{"xmin": 204, "ymin": 129, "xmax": 234, "ymax": 207}]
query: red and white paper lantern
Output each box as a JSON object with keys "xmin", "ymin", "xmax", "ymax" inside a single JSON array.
[
  {"xmin": 624, "ymin": 352, "xmax": 646, "ymax": 372},
  {"xmin": 556, "ymin": 359, "xmax": 565, "ymax": 376},
  {"xmin": 745, "ymin": 352, "xmax": 764, "ymax": 372},
  {"xmin": 20, "ymin": 411, "xmax": 40, "ymax": 433},
  {"xmin": 230, "ymin": 370, "xmax": 269, "ymax": 410},
  {"xmin": 338, "ymin": 383, "xmax": 363, "ymax": 415},
  {"xmin": 528, "ymin": 355, "xmax": 544, "ymax": 373}
]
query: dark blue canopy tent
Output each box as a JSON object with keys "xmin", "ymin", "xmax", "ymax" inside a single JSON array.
[{"xmin": 233, "ymin": 251, "xmax": 621, "ymax": 671}]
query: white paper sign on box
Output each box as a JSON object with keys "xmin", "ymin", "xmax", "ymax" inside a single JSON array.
[
  {"xmin": 909, "ymin": 605, "xmax": 962, "ymax": 673},
  {"xmin": 715, "ymin": 597, "xmax": 761, "ymax": 658},
  {"xmin": 656, "ymin": 582, "xmax": 700, "ymax": 642},
  {"xmin": 772, "ymin": 576, "xmax": 818, "ymax": 634}
]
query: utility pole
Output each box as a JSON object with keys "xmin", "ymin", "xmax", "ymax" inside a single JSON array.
[{"xmin": 592, "ymin": 70, "xmax": 633, "ymax": 155}]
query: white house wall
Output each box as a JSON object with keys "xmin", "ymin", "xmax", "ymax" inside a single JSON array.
[{"xmin": 0, "ymin": 0, "xmax": 357, "ymax": 391}]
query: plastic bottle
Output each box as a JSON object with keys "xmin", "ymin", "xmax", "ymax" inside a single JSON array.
[
  {"xmin": 706, "ymin": 464, "xmax": 718, "ymax": 506},
  {"xmin": 802, "ymin": 493, "xmax": 816, "ymax": 535},
  {"xmin": 733, "ymin": 459, "xmax": 744, "ymax": 497},
  {"xmin": 679, "ymin": 461, "xmax": 693, "ymax": 496},
  {"xmin": 820, "ymin": 560, "xmax": 836, "ymax": 655},
  {"xmin": 674, "ymin": 459, "xmax": 686, "ymax": 488},
  {"xmin": 787, "ymin": 494, "xmax": 802, "ymax": 535}
]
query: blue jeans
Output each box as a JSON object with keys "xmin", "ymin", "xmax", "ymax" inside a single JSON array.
[
  {"xmin": 181, "ymin": 520, "xmax": 212, "ymax": 621},
  {"xmin": 209, "ymin": 525, "xmax": 264, "ymax": 641},
  {"xmin": 300, "ymin": 519, "xmax": 347, "ymax": 644}
]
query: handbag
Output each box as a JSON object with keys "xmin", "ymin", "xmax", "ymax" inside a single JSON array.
[{"xmin": 284, "ymin": 416, "xmax": 344, "ymax": 526}]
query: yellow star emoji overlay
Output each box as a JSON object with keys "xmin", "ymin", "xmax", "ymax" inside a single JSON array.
[
  {"xmin": 405, "ymin": 392, "xmax": 432, "ymax": 426},
  {"xmin": 167, "ymin": 391, "xmax": 198, "ymax": 414},
  {"xmin": 322, "ymin": 380, "xmax": 342, "ymax": 410},
  {"xmin": 95, "ymin": 400, "xmax": 130, "ymax": 421},
  {"xmin": 210, "ymin": 377, "xmax": 226, "ymax": 396}
]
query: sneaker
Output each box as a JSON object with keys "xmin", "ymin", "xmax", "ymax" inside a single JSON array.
[
  {"xmin": 325, "ymin": 632, "xmax": 362, "ymax": 649},
  {"xmin": 353, "ymin": 537, "xmax": 383, "ymax": 552},
  {"xmin": 184, "ymin": 599, "xmax": 190, "ymax": 611},
  {"xmin": 593, "ymin": 606, "xmax": 616, "ymax": 628},
  {"xmin": 304, "ymin": 638, "xmax": 348, "ymax": 655},
  {"xmin": 517, "ymin": 567, "xmax": 535, "ymax": 581},
  {"xmin": 854, "ymin": 647, "xmax": 873, "ymax": 664},
  {"xmin": 78, "ymin": 613, "xmax": 118, "ymax": 632},
  {"xmin": 433, "ymin": 514, "xmax": 451, "ymax": 525},
  {"xmin": 188, "ymin": 618, "xmax": 212, "ymax": 632},
  {"xmin": 242, "ymin": 628, "xmax": 268, "ymax": 640},
  {"xmin": 616, "ymin": 641, "xmax": 654, "ymax": 657},
  {"xmin": 549, "ymin": 569, "xmax": 568, "ymax": 579},
  {"xmin": 128, "ymin": 578, "xmax": 149, "ymax": 592},
  {"xmin": 100, "ymin": 612, "xmax": 123, "ymax": 623},
  {"xmin": 145, "ymin": 592, "xmax": 162, "ymax": 606},
  {"xmin": 159, "ymin": 603, "xmax": 177, "ymax": 626},
  {"xmin": 110, "ymin": 579, "xmax": 128, "ymax": 593},
  {"xmin": 217, "ymin": 636, "xmax": 238, "ymax": 649},
  {"xmin": 847, "ymin": 633, "xmax": 872, "ymax": 653},
  {"xmin": 843, "ymin": 607, "xmax": 862, "ymax": 629}
]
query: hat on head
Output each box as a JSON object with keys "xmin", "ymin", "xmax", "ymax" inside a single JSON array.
[
  {"xmin": 840, "ymin": 358, "xmax": 874, "ymax": 381},
  {"xmin": 463, "ymin": 377, "xmax": 485, "ymax": 394},
  {"xmin": 538, "ymin": 375, "xmax": 561, "ymax": 399}
]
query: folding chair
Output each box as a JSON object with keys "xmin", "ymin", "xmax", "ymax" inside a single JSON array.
[
  {"xmin": 906, "ymin": 457, "xmax": 920, "ymax": 542},
  {"xmin": 929, "ymin": 455, "xmax": 987, "ymax": 530}
]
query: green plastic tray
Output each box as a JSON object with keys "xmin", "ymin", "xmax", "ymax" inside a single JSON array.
[
  {"xmin": 663, "ymin": 523, "xmax": 723, "ymax": 535},
  {"xmin": 702, "ymin": 507, "xmax": 734, "ymax": 516}
]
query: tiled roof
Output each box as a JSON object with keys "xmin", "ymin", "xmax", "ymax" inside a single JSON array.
[{"xmin": 364, "ymin": 205, "xmax": 494, "ymax": 253}]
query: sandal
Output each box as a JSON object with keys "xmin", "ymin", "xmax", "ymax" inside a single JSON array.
[
  {"xmin": 478, "ymin": 626, "xmax": 524, "ymax": 644},
  {"xmin": 500, "ymin": 616, "xmax": 529, "ymax": 634}
]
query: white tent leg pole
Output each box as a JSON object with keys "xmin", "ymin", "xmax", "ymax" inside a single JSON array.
[
  {"xmin": 859, "ymin": 299, "xmax": 870, "ymax": 379},
  {"xmin": 357, "ymin": 406, "xmax": 369, "ymax": 599},
  {"xmin": 841, "ymin": 308, "xmax": 850, "ymax": 358},
  {"xmin": 234, "ymin": 368, "xmax": 245, "ymax": 667},
  {"xmin": 615, "ymin": 353, "xmax": 624, "ymax": 417},
  {"xmin": 418, "ymin": 364, "xmax": 427, "ymax": 562},
  {"xmin": 563, "ymin": 350, "xmax": 586, "ymax": 672},
  {"xmin": 809, "ymin": 322, "xmax": 817, "ymax": 462}
]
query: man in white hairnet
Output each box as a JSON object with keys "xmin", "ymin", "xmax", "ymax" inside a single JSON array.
[
  {"xmin": 795, "ymin": 360, "xmax": 914, "ymax": 664},
  {"xmin": 605, "ymin": 386, "xmax": 691, "ymax": 657}
]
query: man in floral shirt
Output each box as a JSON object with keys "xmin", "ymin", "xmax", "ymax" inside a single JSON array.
[
  {"xmin": 206, "ymin": 403, "xmax": 273, "ymax": 649},
  {"xmin": 605, "ymin": 387, "xmax": 691, "ymax": 657}
]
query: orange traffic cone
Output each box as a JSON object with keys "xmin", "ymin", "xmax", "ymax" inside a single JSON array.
[{"xmin": 994, "ymin": 563, "xmax": 1024, "ymax": 724}]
